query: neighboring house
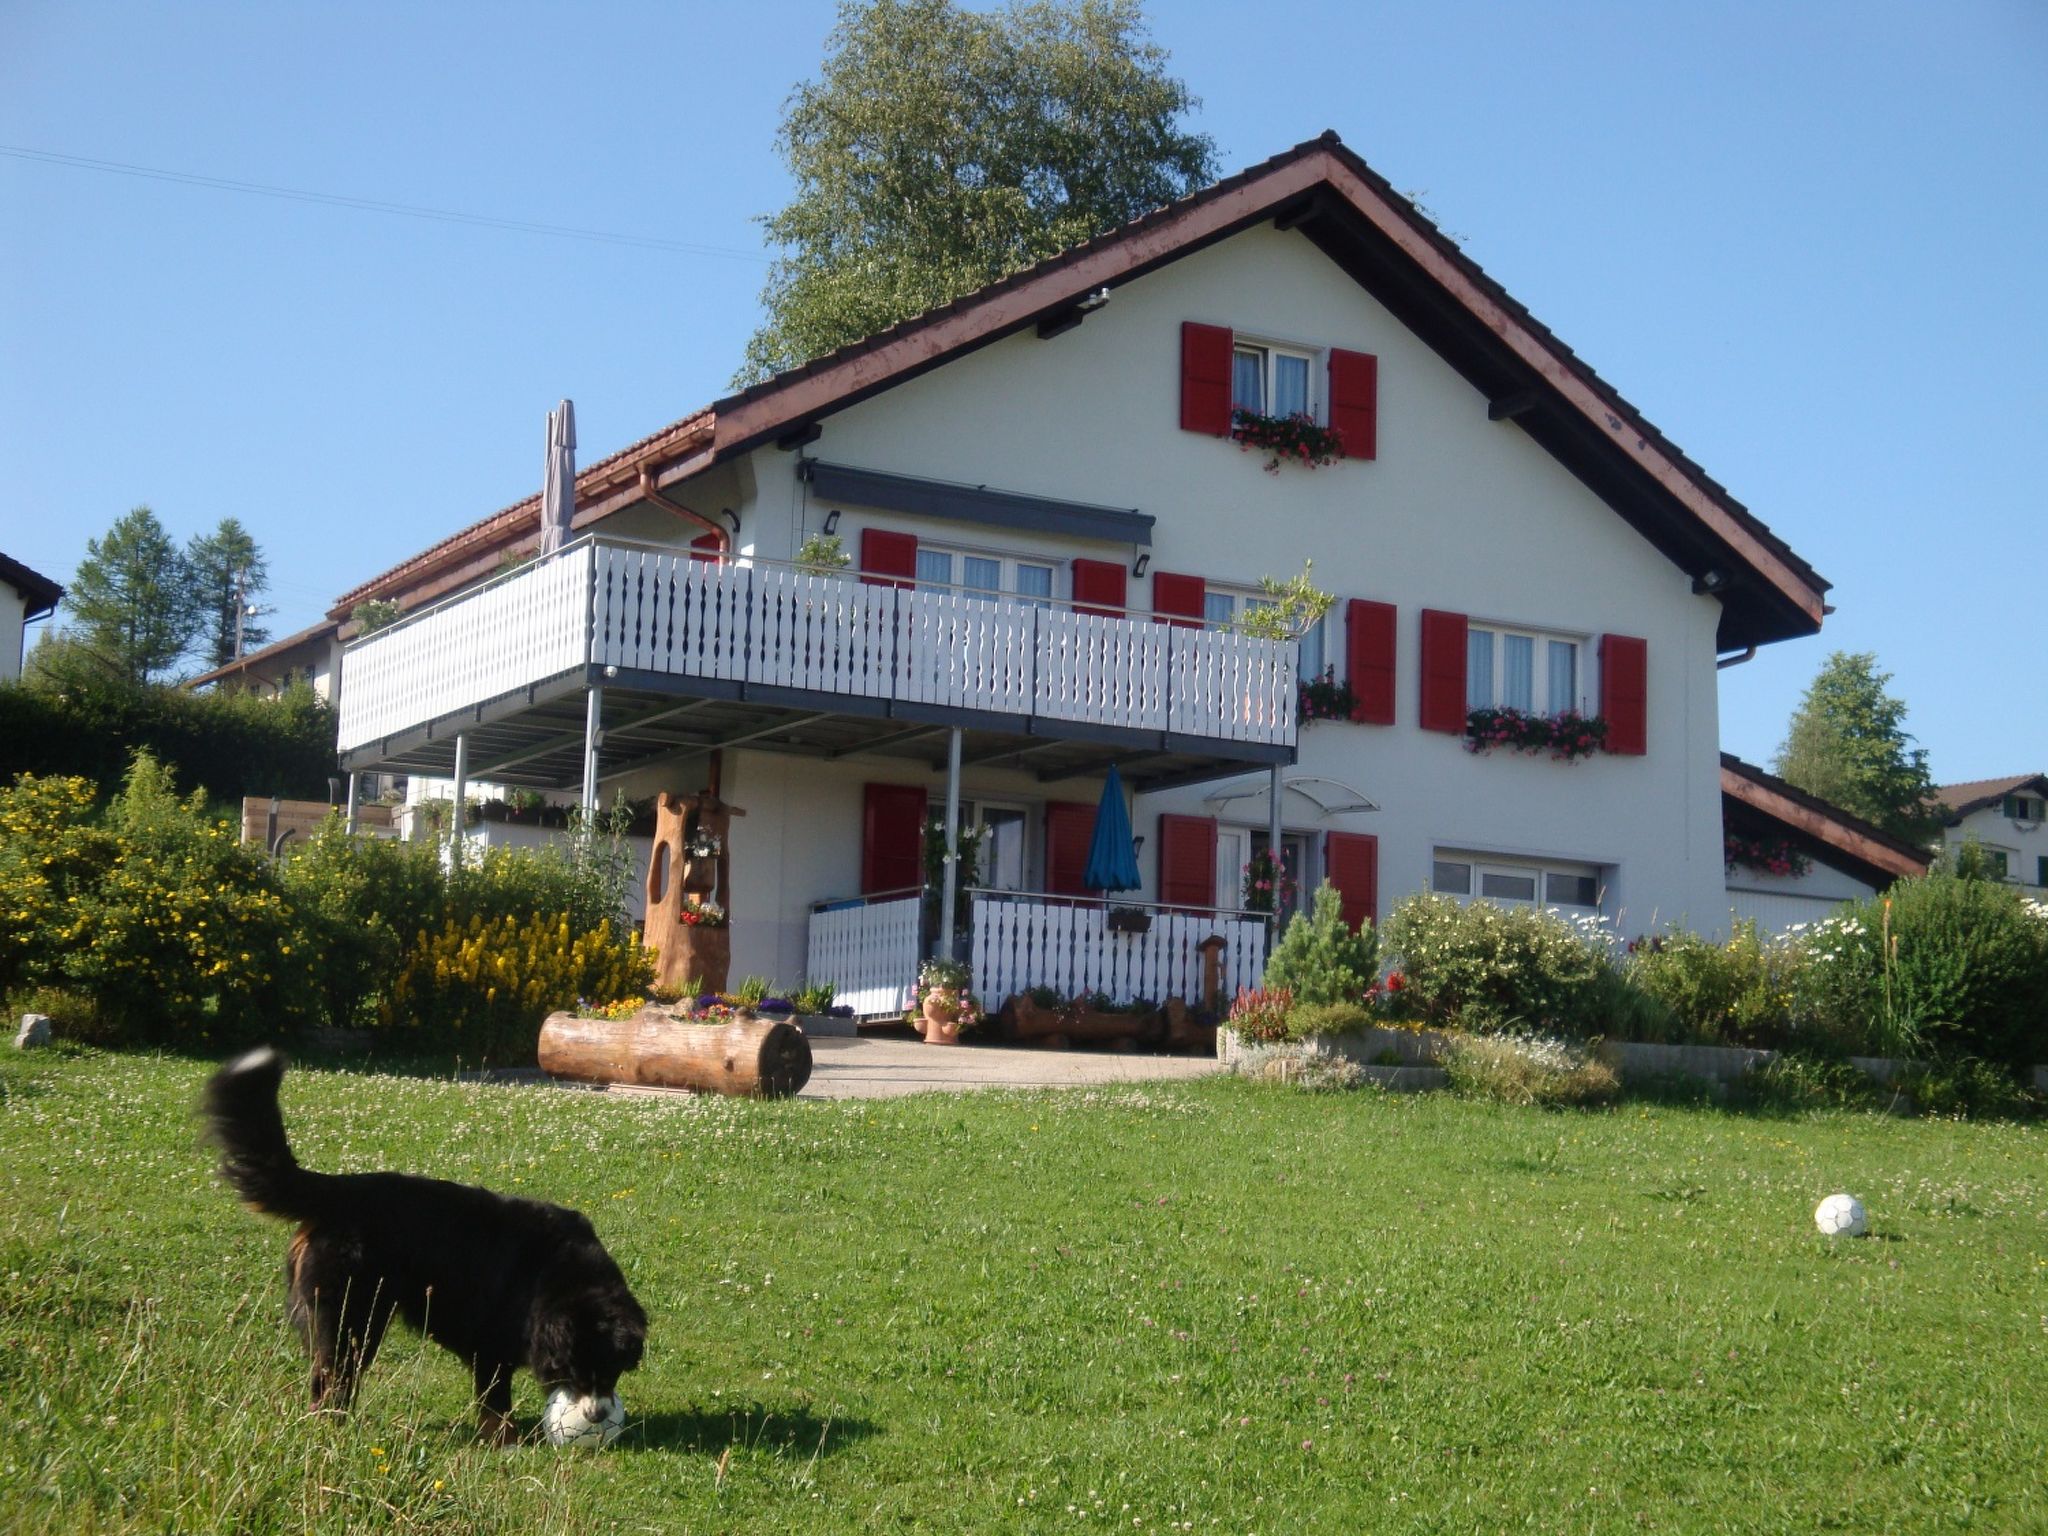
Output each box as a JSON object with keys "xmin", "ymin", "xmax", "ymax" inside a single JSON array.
[
  {"xmin": 0, "ymin": 553, "xmax": 64, "ymax": 683},
  {"xmin": 1719, "ymin": 755, "xmax": 1930, "ymax": 933},
  {"xmin": 187, "ymin": 617, "xmax": 342, "ymax": 702},
  {"xmin": 250, "ymin": 133, "xmax": 1830, "ymax": 1010},
  {"xmin": 1934, "ymin": 775, "xmax": 2048, "ymax": 895}
]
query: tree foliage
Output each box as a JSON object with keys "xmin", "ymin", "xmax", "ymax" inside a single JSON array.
[
  {"xmin": 186, "ymin": 517, "xmax": 270, "ymax": 671},
  {"xmin": 739, "ymin": 0, "xmax": 1216, "ymax": 383},
  {"xmin": 61, "ymin": 506, "xmax": 200, "ymax": 684},
  {"xmin": 1773, "ymin": 651, "xmax": 1939, "ymax": 841}
]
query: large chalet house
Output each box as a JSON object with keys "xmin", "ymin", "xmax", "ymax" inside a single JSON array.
[
  {"xmin": 253, "ymin": 134, "xmax": 1833, "ymax": 1011},
  {"xmin": 1934, "ymin": 776, "xmax": 2048, "ymax": 896}
]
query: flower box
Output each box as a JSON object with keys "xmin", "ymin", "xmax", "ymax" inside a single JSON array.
[
  {"xmin": 1231, "ymin": 409, "xmax": 1346, "ymax": 472},
  {"xmin": 1106, "ymin": 907, "xmax": 1152, "ymax": 934},
  {"xmin": 1463, "ymin": 707, "xmax": 1608, "ymax": 762}
]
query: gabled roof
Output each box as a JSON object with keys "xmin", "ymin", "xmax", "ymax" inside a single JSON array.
[
  {"xmin": 1720, "ymin": 753, "xmax": 1931, "ymax": 888},
  {"xmin": 186, "ymin": 617, "xmax": 340, "ymax": 690},
  {"xmin": 335, "ymin": 133, "xmax": 1828, "ymax": 649},
  {"xmin": 1935, "ymin": 774, "xmax": 2048, "ymax": 822},
  {"xmin": 0, "ymin": 552, "xmax": 63, "ymax": 617}
]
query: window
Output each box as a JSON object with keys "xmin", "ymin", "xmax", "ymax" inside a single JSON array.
[
  {"xmin": 1205, "ymin": 586, "xmax": 1324, "ymax": 681},
  {"xmin": 2037, "ymin": 855, "xmax": 2047, "ymax": 889},
  {"xmin": 2003, "ymin": 795, "xmax": 2044, "ymax": 822},
  {"xmin": 1986, "ymin": 848, "xmax": 2011, "ymax": 880},
  {"xmin": 914, "ymin": 544, "xmax": 1055, "ymax": 607},
  {"xmin": 933, "ymin": 799, "xmax": 1033, "ymax": 890},
  {"xmin": 1232, "ymin": 340, "xmax": 1316, "ymax": 419},
  {"xmin": 1466, "ymin": 624, "xmax": 1583, "ymax": 714},
  {"xmin": 1434, "ymin": 849, "xmax": 1604, "ymax": 913}
]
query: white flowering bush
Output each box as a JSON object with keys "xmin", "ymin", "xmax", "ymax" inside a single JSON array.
[
  {"xmin": 1381, "ymin": 893, "xmax": 1614, "ymax": 1035},
  {"xmin": 1441, "ymin": 1032, "xmax": 1619, "ymax": 1108}
]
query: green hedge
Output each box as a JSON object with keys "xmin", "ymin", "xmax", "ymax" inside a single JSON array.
[{"xmin": 0, "ymin": 678, "xmax": 337, "ymax": 803}]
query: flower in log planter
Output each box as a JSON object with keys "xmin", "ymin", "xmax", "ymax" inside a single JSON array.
[
  {"xmin": 910, "ymin": 958, "xmax": 977, "ymax": 1046},
  {"xmin": 1463, "ymin": 707, "xmax": 1609, "ymax": 763},
  {"xmin": 1231, "ymin": 408, "xmax": 1346, "ymax": 472}
]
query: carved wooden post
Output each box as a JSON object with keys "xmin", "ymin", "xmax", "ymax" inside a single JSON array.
[
  {"xmin": 1196, "ymin": 934, "xmax": 1228, "ymax": 1014},
  {"xmin": 643, "ymin": 787, "xmax": 744, "ymax": 994}
]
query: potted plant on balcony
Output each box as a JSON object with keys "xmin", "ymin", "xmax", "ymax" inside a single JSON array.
[
  {"xmin": 911, "ymin": 958, "xmax": 976, "ymax": 1046},
  {"xmin": 795, "ymin": 532, "xmax": 853, "ymax": 575}
]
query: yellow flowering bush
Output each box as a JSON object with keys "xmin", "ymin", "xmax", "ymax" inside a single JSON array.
[
  {"xmin": 382, "ymin": 911, "xmax": 651, "ymax": 1063},
  {"xmin": 0, "ymin": 773, "xmax": 110, "ymax": 1001}
]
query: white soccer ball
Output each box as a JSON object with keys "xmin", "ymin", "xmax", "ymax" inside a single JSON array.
[
  {"xmin": 541, "ymin": 1389, "xmax": 625, "ymax": 1448},
  {"xmin": 1814, "ymin": 1192, "xmax": 1868, "ymax": 1238}
]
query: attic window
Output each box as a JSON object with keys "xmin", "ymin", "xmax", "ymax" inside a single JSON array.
[{"xmin": 1233, "ymin": 342, "xmax": 1315, "ymax": 419}]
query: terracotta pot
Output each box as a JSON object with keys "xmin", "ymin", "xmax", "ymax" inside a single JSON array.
[{"xmin": 921, "ymin": 991, "xmax": 962, "ymax": 1046}]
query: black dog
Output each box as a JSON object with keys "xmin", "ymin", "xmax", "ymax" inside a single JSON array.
[{"xmin": 203, "ymin": 1048, "xmax": 647, "ymax": 1443}]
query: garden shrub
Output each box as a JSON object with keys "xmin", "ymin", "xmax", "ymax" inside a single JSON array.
[
  {"xmin": 1230, "ymin": 1042, "xmax": 1373, "ymax": 1092},
  {"xmin": 1381, "ymin": 893, "xmax": 1611, "ymax": 1035},
  {"xmin": 1729, "ymin": 1051, "xmax": 1888, "ymax": 1115},
  {"xmin": 275, "ymin": 823, "xmax": 447, "ymax": 1031},
  {"xmin": 1225, "ymin": 986, "xmax": 1293, "ymax": 1044},
  {"xmin": 382, "ymin": 911, "xmax": 651, "ymax": 1063},
  {"xmin": 1284, "ymin": 1001, "xmax": 1376, "ymax": 1040},
  {"xmin": 1262, "ymin": 882, "xmax": 1378, "ymax": 1005},
  {"xmin": 1795, "ymin": 873, "xmax": 2048, "ymax": 1065},
  {"xmin": 1628, "ymin": 920, "xmax": 1799, "ymax": 1047},
  {"xmin": 1894, "ymin": 1057, "xmax": 2039, "ymax": 1121},
  {"xmin": 1441, "ymin": 1033, "xmax": 1619, "ymax": 1109},
  {"xmin": 7, "ymin": 753, "xmax": 323, "ymax": 1048}
]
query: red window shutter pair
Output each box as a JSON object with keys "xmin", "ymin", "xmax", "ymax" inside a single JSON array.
[
  {"xmin": 1324, "ymin": 831, "xmax": 1379, "ymax": 931},
  {"xmin": 1600, "ymin": 634, "xmax": 1648, "ymax": 755},
  {"xmin": 1150, "ymin": 570, "xmax": 1205, "ymax": 628},
  {"xmin": 1045, "ymin": 802, "xmax": 1098, "ymax": 897},
  {"xmin": 861, "ymin": 783, "xmax": 926, "ymax": 895},
  {"xmin": 1071, "ymin": 558, "xmax": 1127, "ymax": 617},
  {"xmin": 860, "ymin": 528, "xmax": 917, "ymax": 588},
  {"xmin": 1345, "ymin": 599, "xmax": 1396, "ymax": 724},
  {"xmin": 1157, "ymin": 814, "xmax": 1217, "ymax": 910},
  {"xmin": 1179, "ymin": 323, "xmax": 1378, "ymax": 460}
]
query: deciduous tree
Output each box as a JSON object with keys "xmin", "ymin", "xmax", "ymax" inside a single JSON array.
[
  {"xmin": 740, "ymin": 0, "xmax": 1216, "ymax": 383},
  {"xmin": 1773, "ymin": 651, "xmax": 1940, "ymax": 842}
]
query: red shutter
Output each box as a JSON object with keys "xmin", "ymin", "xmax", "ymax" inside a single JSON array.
[
  {"xmin": 1151, "ymin": 571, "xmax": 1205, "ymax": 628},
  {"xmin": 1323, "ymin": 831, "xmax": 1380, "ymax": 932},
  {"xmin": 1071, "ymin": 558, "xmax": 1128, "ymax": 617},
  {"xmin": 1599, "ymin": 634, "xmax": 1648, "ymax": 755},
  {"xmin": 861, "ymin": 782, "xmax": 927, "ymax": 895},
  {"xmin": 859, "ymin": 528, "xmax": 918, "ymax": 588},
  {"xmin": 1180, "ymin": 321, "xmax": 1234, "ymax": 436},
  {"xmin": 1345, "ymin": 598, "xmax": 1396, "ymax": 724},
  {"xmin": 1328, "ymin": 348, "xmax": 1378, "ymax": 461},
  {"xmin": 689, "ymin": 531, "xmax": 723, "ymax": 564},
  {"xmin": 1157, "ymin": 814, "xmax": 1218, "ymax": 911},
  {"xmin": 1044, "ymin": 802, "xmax": 1098, "ymax": 897},
  {"xmin": 1418, "ymin": 609, "xmax": 1469, "ymax": 733}
]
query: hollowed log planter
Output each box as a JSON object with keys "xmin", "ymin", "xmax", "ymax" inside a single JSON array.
[{"xmin": 539, "ymin": 1009, "xmax": 812, "ymax": 1098}]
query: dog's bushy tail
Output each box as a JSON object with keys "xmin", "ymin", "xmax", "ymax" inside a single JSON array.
[{"xmin": 203, "ymin": 1047, "xmax": 319, "ymax": 1219}]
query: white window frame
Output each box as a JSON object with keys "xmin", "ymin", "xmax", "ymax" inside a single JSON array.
[
  {"xmin": 1431, "ymin": 848, "xmax": 1605, "ymax": 914},
  {"xmin": 1231, "ymin": 335, "xmax": 1321, "ymax": 421},
  {"xmin": 1465, "ymin": 622, "xmax": 1586, "ymax": 715},
  {"xmin": 1204, "ymin": 583, "xmax": 1325, "ymax": 682},
  {"xmin": 913, "ymin": 541, "xmax": 1057, "ymax": 608}
]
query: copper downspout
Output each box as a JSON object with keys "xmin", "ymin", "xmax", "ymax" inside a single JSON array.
[{"xmin": 637, "ymin": 468, "xmax": 728, "ymax": 554}]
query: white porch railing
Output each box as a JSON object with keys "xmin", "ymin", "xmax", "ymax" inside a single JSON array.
[
  {"xmin": 338, "ymin": 537, "xmax": 1297, "ymax": 755},
  {"xmin": 970, "ymin": 892, "xmax": 1269, "ymax": 1008},
  {"xmin": 806, "ymin": 891, "xmax": 924, "ymax": 1017}
]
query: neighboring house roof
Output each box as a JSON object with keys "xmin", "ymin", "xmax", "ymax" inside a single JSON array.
[
  {"xmin": 1720, "ymin": 753, "xmax": 1932, "ymax": 889},
  {"xmin": 1933, "ymin": 774, "xmax": 2048, "ymax": 824},
  {"xmin": 186, "ymin": 617, "xmax": 340, "ymax": 690},
  {"xmin": 0, "ymin": 552, "xmax": 64, "ymax": 618},
  {"xmin": 332, "ymin": 132, "xmax": 1828, "ymax": 650}
]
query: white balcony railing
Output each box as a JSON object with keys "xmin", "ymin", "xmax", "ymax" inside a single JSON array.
[
  {"xmin": 338, "ymin": 537, "xmax": 1298, "ymax": 756},
  {"xmin": 970, "ymin": 891, "xmax": 1270, "ymax": 1009}
]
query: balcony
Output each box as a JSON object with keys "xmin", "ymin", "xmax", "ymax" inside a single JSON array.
[{"xmin": 336, "ymin": 537, "xmax": 1298, "ymax": 792}]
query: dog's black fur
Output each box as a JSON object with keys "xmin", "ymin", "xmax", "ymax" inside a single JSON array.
[{"xmin": 203, "ymin": 1048, "xmax": 647, "ymax": 1442}]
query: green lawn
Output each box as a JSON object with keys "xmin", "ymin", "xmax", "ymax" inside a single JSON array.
[{"xmin": 1, "ymin": 1047, "xmax": 2043, "ymax": 1534}]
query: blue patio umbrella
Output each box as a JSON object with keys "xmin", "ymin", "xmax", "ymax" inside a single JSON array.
[{"xmin": 1082, "ymin": 763, "xmax": 1142, "ymax": 893}]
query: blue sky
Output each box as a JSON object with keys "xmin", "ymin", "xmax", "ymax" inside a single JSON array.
[{"xmin": 3, "ymin": 1, "xmax": 2042, "ymax": 781}]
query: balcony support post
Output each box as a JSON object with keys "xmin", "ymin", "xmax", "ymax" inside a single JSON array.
[
  {"xmin": 1267, "ymin": 763, "xmax": 1284, "ymax": 943},
  {"xmin": 344, "ymin": 772, "xmax": 359, "ymax": 837},
  {"xmin": 450, "ymin": 733, "xmax": 469, "ymax": 870},
  {"xmin": 581, "ymin": 686, "xmax": 604, "ymax": 817},
  {"xmin": 938, "ymin": 727, "xmax": 963, "ymax": 959}
]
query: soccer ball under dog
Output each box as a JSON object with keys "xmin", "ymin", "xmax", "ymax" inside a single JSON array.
[
  {"xmin": 1814, "ymin": 1193, "xmax": 1868, "ymax": 1238},
  {"xmin": 542, "ymin": 1390, "xmax": 626, "ymax": 1448}
]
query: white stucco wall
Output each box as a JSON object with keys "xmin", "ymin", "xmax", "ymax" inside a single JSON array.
[
  {"xmin": 718, "ymin": 223, "xmax": 1732, "ymax": 938},
  {"xmin": 0, "ymin": 582, "xmax": 27, "ymax": 682}
]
